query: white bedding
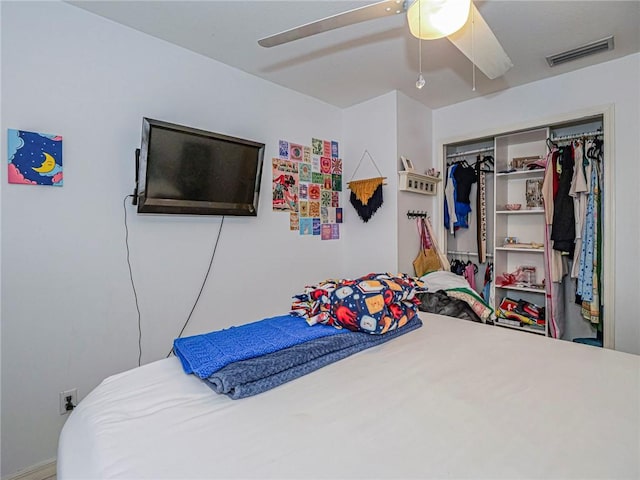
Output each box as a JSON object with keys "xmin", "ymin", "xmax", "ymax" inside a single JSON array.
[{"xmin": 58, "ymin": 313, "xmax": 639, "ymax": 479}]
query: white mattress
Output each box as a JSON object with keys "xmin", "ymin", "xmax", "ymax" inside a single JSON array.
[{"xmin": 58, "ymin": 313, "xmax": 640, "ymax": 479}]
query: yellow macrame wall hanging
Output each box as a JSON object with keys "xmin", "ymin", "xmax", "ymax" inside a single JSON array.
[{"xmin": 347, "ymin": 150, "xmax": 386, "ymax": 222}]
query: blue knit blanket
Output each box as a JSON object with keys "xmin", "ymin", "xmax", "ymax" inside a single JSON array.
[
  {"xmin": 205, "ymin": 316, "xmax": 423, "ymax": 399},
  {"xmin": 174, "ymin": 314, "xmax": 346, "ymax": 379}
]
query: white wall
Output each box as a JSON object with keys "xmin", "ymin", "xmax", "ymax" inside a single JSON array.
[
  {"xmin": 8, "ymin": 1, "xmax": 637, "ymax": 476},
  {"xmin": 340, "ymin": 91, "xmax": 434, "ymax": 276},
  {"xmin": 396, "ymin": 92, "xmax": 435, "ymax": 274},
  {"xmin": 0, "ymin": 2, "xmax": 381, "ymax": 476},
  {"xmin": 341, "ymin": 92, "xmax": 400, "ymax": 276},
  {"xmin": 433, "ymin": 53, "xmax": 640, "ymax": 355}
]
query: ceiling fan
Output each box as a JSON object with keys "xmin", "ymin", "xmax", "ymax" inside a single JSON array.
[{"xmin": 258, "ymin": 0, "xmax": 513, "ymax": 81}]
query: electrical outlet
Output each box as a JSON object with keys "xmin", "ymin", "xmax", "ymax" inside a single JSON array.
[{"xmin": 59, "ymin": 388, "xmax": 78, "ymax": 415}]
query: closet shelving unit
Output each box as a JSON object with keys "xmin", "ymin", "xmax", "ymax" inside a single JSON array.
[
  {"xmin": 443, "ymin": 113, "xmax": 608, "ymax": 341},
  {"xmin": 493, "ymin": 128, "xmax": 548, "ymax": 334}
]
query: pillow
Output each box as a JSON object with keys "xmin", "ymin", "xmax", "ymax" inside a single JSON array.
[
  {"xmin": 291, "ymin": 273, "xmax": 426, "ymax": 334},
  {"xmin": 419, "ymin": 270, "xmax": 472, "ymax": 291}
]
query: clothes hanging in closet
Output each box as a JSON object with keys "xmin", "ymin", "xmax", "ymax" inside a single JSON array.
[
  {"xmin": 482, "ymin": 262, "xmax": 493, "ymax": 305},
  {"xmin": 463, "ymin": 262, "xmax": 477, "ymax": 291},
  {"xmin": 551, "ymin": 147, "xmax": 576, "ymax": 256},
  {"xmin": 444, "ymin": 162, "xmax": 477, "ymax": 234},
  {"xmin": 542, "ymin": 137, "xmax": 604, "ymax": 339},
  {"xmin": 449, "ymin": 258, "xmax": 479, "ymax": 294},
  {"xmin": 542, "ymin": 148, "xmax": 564, "ymax": 283},
  {"xmin": 569, "ymin": 140, "xmax": 590, "ymax": 279},
  {"xmin": 575, "ymin": 139, "xmax": 603, "ymax": 325},
  {"xmin": 542, "ymin": 147, "xmax": 564, "ymax": 338}
]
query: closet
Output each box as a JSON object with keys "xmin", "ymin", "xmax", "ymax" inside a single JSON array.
[
  {"xmin": 442, "ymin": 113, "xmax": 609, "ymax": 347},
  {"xmin": 444, "ymin": 137, "xmax": 495, "ymax": 303}
]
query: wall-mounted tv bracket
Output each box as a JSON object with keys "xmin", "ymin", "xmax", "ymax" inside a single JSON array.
[{"xmin": 132, "ymin": 148, "xmax": 140, "ymax": 205}]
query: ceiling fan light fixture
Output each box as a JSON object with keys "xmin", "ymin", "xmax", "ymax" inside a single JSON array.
[{"xmin": 407, "ymin": 0, "xmax": 471, "ymax": 40}]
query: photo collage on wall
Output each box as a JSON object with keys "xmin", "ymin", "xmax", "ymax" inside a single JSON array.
[{"xmin": 272, "ymin": 137, "xmax": 342, "ymax": 239}]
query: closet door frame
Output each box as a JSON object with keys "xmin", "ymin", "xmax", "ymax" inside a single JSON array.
[{"xmin": 437, "ymin": 104, "xmax": 615, "ymax": 349}]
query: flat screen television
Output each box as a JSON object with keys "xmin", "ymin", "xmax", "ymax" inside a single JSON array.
[{"xmin": 135, "ymin": 118, "xmax": 265, "ymax": 216}]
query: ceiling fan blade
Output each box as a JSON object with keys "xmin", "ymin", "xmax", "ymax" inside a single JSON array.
[
  {"xmin": 258, "ymin": 0, "xmax": 407, "ymax": 48},
  {"xmin": 447, "ymin": 3, "xmax": 513, "ymax": 79}
]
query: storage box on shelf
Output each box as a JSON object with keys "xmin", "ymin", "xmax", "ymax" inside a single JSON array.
[{"xmin": 398, "ymin": 171, "xmax": 441, "ymax": 195}]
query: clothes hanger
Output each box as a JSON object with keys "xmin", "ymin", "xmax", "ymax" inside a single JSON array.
[{"xmin": 478, "ymin": 155, "xmax": 494, "ymax": 173}]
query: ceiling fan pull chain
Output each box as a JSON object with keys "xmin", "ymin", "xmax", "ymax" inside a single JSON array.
[{"xmin": 416, "ymin": 0, "xmax": 425, "ymax": 89}]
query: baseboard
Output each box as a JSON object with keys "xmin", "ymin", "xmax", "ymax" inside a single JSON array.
[{"xmin": 4, "ymin": 460, "xmax": 56, "ymax": 480}]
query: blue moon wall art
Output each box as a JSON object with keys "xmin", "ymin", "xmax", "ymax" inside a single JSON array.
[{"xmin": 7, "ymin": 129, "xmax": 63, "ymax": 186}]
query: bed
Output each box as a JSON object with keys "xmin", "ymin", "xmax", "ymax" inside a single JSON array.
[{"xmin": 57, "ymin": 312, "xmax": 639, "ymax": 479}]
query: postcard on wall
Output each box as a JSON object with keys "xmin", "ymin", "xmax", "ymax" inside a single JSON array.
[
  {"xmin": 321, "ymin": 190, "xmax": 331, "ymax": 207},
  {"xmin": 312, "ymin": 138, "xmax": 323, "ymax": 155},
  {"xmin": 299, "ymin": 182, "xmax": 308, "ymax": 200},
  {"xmin": 336, "ymin": 208, "xmax": 343, "ymax": 223},
  {"xmin": 332, "ymin": 174, "xmax": 342, "ymax": 191},
  {"xmin": 323, "ymin": 174, "xmax": 332, "ymax": 190},
  {"xmin": 321, "ymin": 224, "xmax": 332, "ymax": 240},
  {"xmin": 272, "ymin": 158, "xmax": 299, "ymax": 212},
  {"xmin": 290, "ymin": 213, "xmax": 299, "ymax": 231},
  {"xmin": 331, "ymin": 141, "xmax": 339, "ymax": 159},
  {"xmin": 331, "ymin": 191, "xmax": 340, "ymax": 207},
  {"xmin": 320, "ymin": 156, "xmax": 332, "ymax": 174},
  {"xmin": 311, "ymin": 155, "xmax": 321, "ymax": 173},
  {"xmin": 300, "ymin": 218, "xmax": 313, "ymax": 236},
  {"xmin": 272, "ymin": 158, "xmax": 298, "ymax": 173},
  {"xmin": 323, "ymin": 140, "xmax": 331, "ymax": 157},
  {"xmin": 331, "ymin": 224, "xmax": 340, "ymax": 239},
  {"xmin": 311, "ymin": 172, "xmax": 324, "ymax": 185},
  {"xmin": 299, "ymin": 201, "xmax": 309, "ymax": 217},
  {"xmin": 279, "ymin": 140, "xmax": 289, "ymax": 158},
  {"xmin": 331, "ymin": 158, "xmax": 342, "ymax": 174},
  {"xmin": 320, "ymin": 206, "xmax": 329, "ymax": 224},
  {"xmin": 313, "ymin": 218, "xmax": 321, "ymax": 236},
  {"xmin": 308, "ymin": 201, "xmax": 320, "ymax": 218},
  {"xmin": 299, "ymin": 163, "xmax": 312, "ymax": 182},
  {"xmin": 303, "ymin": 146, "xmax": 311, "ymax": 163},
  {"xmin": 308, "ymin": 184, "xmax": 321, "ymax": 200},
  {"xmin": 290, "ymin": 143, "xmax": 303, "ymax": 161},
  {"xmin": 328, "ymin": 207, "xmax": 336, "ymax": 223},
  {"xmin": 8, "ymin": 129, "xmax": 63, "ymax": 186}
]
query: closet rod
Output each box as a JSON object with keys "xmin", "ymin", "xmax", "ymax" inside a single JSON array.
[
  {"xmin": 446, "ymin": 146, "xmax": 494, "ymax": 159},
  {"xmin": 550, "ymin": 130, "xmax": 603, "ymax": 142},
  {"xmin": 447, "ymin": 250, "xmax": 493, "ymax": 258}
]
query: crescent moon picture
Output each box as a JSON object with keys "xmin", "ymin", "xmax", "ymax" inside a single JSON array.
[{"xmin": 32, "ymin": 152, "xmax": 56, "ymax": 173}]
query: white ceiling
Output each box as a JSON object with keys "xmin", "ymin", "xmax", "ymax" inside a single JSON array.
[{"xmin": 69, "ymin": 0, "xmax": 640, "ymax": 110}]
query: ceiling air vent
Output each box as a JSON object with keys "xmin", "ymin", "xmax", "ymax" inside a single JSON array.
[{"xmin": 546, "ymin": 36, "xmax": 614, "ymax": 67}]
